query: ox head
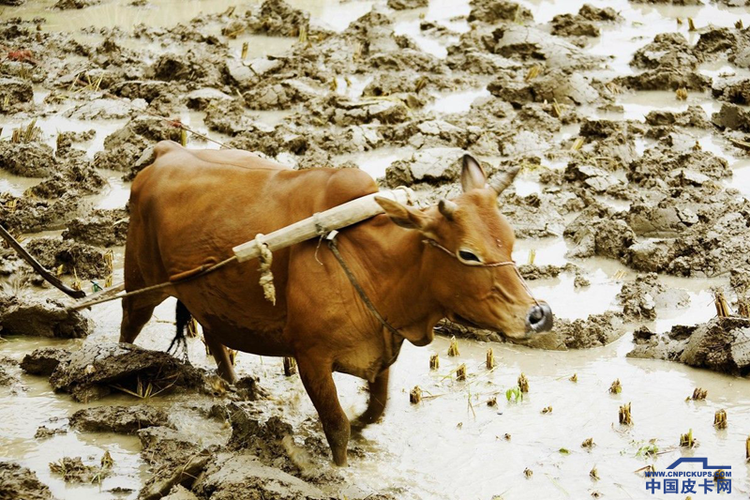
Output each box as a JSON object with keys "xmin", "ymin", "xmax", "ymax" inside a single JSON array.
[{"xmin": 376, "ymin": 154, "xmax": 553, "ymax": 341}]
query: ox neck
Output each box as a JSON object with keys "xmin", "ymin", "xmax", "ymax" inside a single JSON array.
[{"xmin": 339, "ymin": 217, "xmax": 444, "ymax": 346}]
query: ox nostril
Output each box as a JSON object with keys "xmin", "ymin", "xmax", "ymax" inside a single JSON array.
[
  {"xmin": 529, "ymin": 307, "xmax": 543, "ymax": 323},
  {"xmin": 526, "ymin": 303, "xmax": 553, "ymax": 333}
]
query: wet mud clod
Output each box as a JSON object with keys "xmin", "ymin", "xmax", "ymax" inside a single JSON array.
[
  {"xmin": 0, "ymin": 462, "xmax": 53, "ymax": 500},
  {"xmin": 47, "ymin": 343, "xmax": 221, "ymax": 402},
  {"xmin": 70, "ymin": 405, "xmax": 172, "ymax": 434}
]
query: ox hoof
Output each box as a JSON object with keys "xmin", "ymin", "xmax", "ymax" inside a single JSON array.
[
  {"xmin": 350, "ymin": 415, "xmax": 380, "ymax": 434},
  {"xmin": 333, "ymin": 452, "xmax": 348, "ymax": 467},
  {"xmin": 350, "ymin": 418, "xmax": 368, "ymax": 431}
]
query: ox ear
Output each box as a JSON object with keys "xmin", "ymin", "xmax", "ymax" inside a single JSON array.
[
  {"xmin": 375, "ymin": 196, "xmax": 428, "ymax": 230},
  {"xmin": 461, "ymin": 154, "xmax": 487, "ymax": 192}
]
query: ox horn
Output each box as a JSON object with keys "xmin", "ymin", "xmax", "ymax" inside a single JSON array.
[
  {"xmin": 438, "ymin": 198, "xmax": 458, "ymax": 220},
  {"xmin": 489, "ymin": 166, "xmax": 521, "ymax": 195}
]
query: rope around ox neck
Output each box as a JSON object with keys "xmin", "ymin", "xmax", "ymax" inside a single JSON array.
[{"xmin": 325, "ymin": 232, "xmax": 402, "ymax": 338}]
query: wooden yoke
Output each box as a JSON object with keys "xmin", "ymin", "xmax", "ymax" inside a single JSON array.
[
  {"xmin": 233, "ymin": 186, "xmax": 414, "ymax": 304},
  {"xmin": 66, "ymin": 187, "xmax": 415, "ymax": 311},
  {"xmin": 232, "ymin": 187, "xmax": 415, "ymax": 262}
]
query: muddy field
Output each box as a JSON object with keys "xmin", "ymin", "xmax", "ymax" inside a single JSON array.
[{"xmin": 1, "ymin": 0, "xmax": 750, "ymax": 499}]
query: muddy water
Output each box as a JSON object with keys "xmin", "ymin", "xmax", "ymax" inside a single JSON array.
[
  {"xmin": 2, "ymin": 0, "xmax": 750, "ymax": 499},
  {"xmin": 6, "ymin": 287, "xmax": 747, "ymax": 500},
  {"xmin": 3, "ymin": 0, "xmax": 375, "ymax": 32}
]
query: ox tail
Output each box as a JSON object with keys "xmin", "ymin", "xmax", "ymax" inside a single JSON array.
[{"xmin": 167, "ymin": 300, "xmax": 191, "ymax": 363}]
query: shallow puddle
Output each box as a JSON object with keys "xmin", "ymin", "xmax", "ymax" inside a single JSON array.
[
  {"xmin": 342, "ymin": 336, "xmax": 750, "ymax": 499},
  {"xmin": 615, "ymin": 90, "xmax": 721, "ymax": 121},
  {"xmin": 425, "ymin": 88, "xmax": 492, "ymax": 114},
  {"xmin": 0, "ymin": 173, "xmax": 40, "ymax": 198},
  {"xmin": 340, "ymin": 146, "xmax": 414, "ymax": 179}
]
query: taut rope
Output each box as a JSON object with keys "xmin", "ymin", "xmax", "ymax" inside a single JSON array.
[
  {"xmin": 68, "ymin": 255, "xmax": 240, "ymax": 311},
  {"xmin": 324, "ymin": 231, "xmax": 402, "ymax": 338}
]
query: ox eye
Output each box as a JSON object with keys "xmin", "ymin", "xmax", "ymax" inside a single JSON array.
[{"xmin": 458, "ymin": 250, "xmax": 482, "ymax": 264}]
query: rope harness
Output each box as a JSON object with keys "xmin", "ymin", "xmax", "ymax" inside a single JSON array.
[
  {"xmin": 316, "ymin": 232, "xmax": 542, "ymax": 339},
  {"xmin": 71, "ymin": 222, "xmax": 406, "ymax": 339},
  {"xmin": 69, "ymin": 256, "xmax": 239, "ymax": 310},
  {"xmin": 324, "ymin": 231, "xmax": 402, "ymax": 338},
  {"xmin": 69, "ymin": 237, "xmax": 275, "ymax": 311},
  {"xmin": 254, "ymin": 233, "xmax": 276, "ymax": 305}
]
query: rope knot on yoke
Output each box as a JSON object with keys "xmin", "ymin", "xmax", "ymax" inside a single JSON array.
[
  {"xmin": 255, "ymin": 233, "xmax": 276, "ymax": 305},
  {"xmin": 313, "ymin": 212, "xmax": 328, "ymax": 237}
]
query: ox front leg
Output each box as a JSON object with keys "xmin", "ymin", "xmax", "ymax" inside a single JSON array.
[
  {"xmin": 352, "ymin": 368, "xmax": 389, "ymax": 430},
  {"xmin": 120, "ymin": 298, "xmax": 157, "ymax": 344},
  {"xmin": 297, "ymin": 357, "xmax": 350, "ymax": 466}
]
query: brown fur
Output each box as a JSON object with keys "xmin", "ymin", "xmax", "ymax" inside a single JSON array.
[{"xmin": 121, "ymin": 141, "xmax": 548, "ymax": 465}]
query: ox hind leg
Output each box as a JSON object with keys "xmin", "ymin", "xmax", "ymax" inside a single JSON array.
[
  {"xmin": 297, "ymin": 355, "xmax": 350, "ymax": 466},
  {"xmin": 165, "ymin": 301, "xmax": 237, "ymax": 384},
  {"xmin": 202, "ymin": 328, "xmax": 237, "ymax": 384},
  {"xmin": 352, "ymin": 368, "xmax": 389, "ymax": 431}
]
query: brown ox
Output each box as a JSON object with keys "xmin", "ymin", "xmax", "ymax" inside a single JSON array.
[{"xmin": 121, "ymin": 141, "xmax": 552, "ymax": 465}]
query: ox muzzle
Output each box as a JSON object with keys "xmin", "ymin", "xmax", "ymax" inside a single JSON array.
[{"xmin": 526, "ymin": 302, "xmax": 553, "ymax": 335}]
